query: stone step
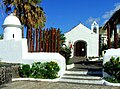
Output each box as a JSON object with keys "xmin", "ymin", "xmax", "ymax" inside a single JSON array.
[
  {"xmin": 64, "ymin": 58, "xmax": 103, "ymax": 85},
  {"xmin": 74, "ymin": 63, "xmax": 102, "ymax": 67},
  {"xmin": 65, "ymin": 70, "xmax": 102, "ymax": 76},
  {"xmin": 59, "ymin": 78, "xmax": 104, "ymax": 85},
  {"xmin": 62, "ymin": 74, "xmax": 102, "ymax": 80},
  {"xmin": 74, "ymin": 65, "xmax": 102, "ymax": 68},
  {"xmin": 74, "ymin": 60, "xmax": 103, "ymax": 64},
  {"xmin": 60, "ymin": 69, "xmax": 103, "ymax": 84},
  {"xmin": 73, "ymin": 61, "xmax": 103, "ymax": 69},
  {"xmin": 61, "ymin": 77, "xmax": 101, "ymax": 80},
  {"xmin": 68, "ymin": 67, "xmax": 102, "ymax": 71}
]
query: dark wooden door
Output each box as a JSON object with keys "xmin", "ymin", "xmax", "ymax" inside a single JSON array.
[{"xmin": 75, "ymin": 41, "xmax": 86, "ymax": 57}]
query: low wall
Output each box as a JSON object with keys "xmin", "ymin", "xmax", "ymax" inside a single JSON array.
[
  {"xmin": 0, "ymin": 39, "xmax": 66, "ymax": 78},
  {"xmin": 22, "ymin": 53, "xmax": 66, "ymax": 77}
]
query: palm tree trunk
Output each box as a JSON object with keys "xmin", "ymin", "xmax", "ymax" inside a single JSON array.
[{"xmin": 36, "ymin": 28, "xmax": 39, "ymax": 52}]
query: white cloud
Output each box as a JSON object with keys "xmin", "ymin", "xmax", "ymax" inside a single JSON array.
[
  {"xmin": 102, "ymin": 2, "xmax": 120, "ymax": 19},
  {"xmin": 114, "ymin": 3, "xmax": 120, "ymax": 10},
  {"xmin": 102, "ymin": 10, "xmax": 113, "ymax": 19},
  {"xmin": 85, "ymin": 17, "xmax": 100, "ymax": 25},
  {"xmin": 102, "ymin": 19, "xmax": 108, "ymax": 25}
]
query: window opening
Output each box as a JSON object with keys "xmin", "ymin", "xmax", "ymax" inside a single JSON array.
[{"xmin": 13, "ymin": 34, "xmax": 14, "ymax": 38}]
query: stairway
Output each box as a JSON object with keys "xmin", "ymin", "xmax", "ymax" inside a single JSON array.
[{"xmin": 59, "ymin": 60, "xmax": 104, "ymax": 85}]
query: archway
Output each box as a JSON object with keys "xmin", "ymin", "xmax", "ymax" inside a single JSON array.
[{"xmin": 74, "ymin": 40, "xmax": 87, "ymax": 57}]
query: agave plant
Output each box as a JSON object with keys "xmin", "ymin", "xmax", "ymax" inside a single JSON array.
[{"xmin": 103, "ymin": 56, "xmax": 120, "ymax": 81}]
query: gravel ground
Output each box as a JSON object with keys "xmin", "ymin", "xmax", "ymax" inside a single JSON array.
[{"xmin": 0, "ymin": 81, "xmax": 120, "ymax": 89}]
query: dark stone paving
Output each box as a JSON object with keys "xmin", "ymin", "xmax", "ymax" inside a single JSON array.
[
  {"xmin": 69, "ymin": 57, "xmax": 103, "ymax": 70},
  {"xmin": 69, "ymin": 57, "xmax": 87, "ymax": 63}
]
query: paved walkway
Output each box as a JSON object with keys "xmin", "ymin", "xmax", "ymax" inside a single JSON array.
[{"xmin": 0, "ymin": 81, "xmax": 119, "ymax": 89}]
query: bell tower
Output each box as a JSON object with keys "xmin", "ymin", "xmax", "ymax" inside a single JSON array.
[{"xmin": 91, "ymin": 21, "xmax": 99, "ymax": 34}]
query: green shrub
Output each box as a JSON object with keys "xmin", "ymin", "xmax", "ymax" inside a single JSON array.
[
  {"xmin": 30, "ymin": 62, "xmax": 44, "ymax": 78},
  {"xmin": 103, "ymin": 56, "xmax": 120, "ymax": 83},
  {"xmin": 18, "ymin": 64, "xmax": 31, "ymax": 77},
  {"xmin": 44, "ymin": 61, "xmax": 60, "ymax": 79},
  {"xmin": 60, "ymin": 46, "xmax": 71, "ymax": 65},
  {"xmin": 104, "ymin": 77, "xmax": 120, "ymax": 83},
  {"xmin": 18, "ymin": 61, "xmax": 60, "ymax": 79}
]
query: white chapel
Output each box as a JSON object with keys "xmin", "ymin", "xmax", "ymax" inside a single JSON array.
[{"xmin": 65, "ymin": 21, "xmax": 99, "ymax": 58}]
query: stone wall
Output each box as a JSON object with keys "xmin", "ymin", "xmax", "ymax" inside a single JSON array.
[
  {"xmin": 0, "ymin": 67, "xmax": 12, "ymax": 85},
  {"xmin": 0, "ymin": 64, "xmax": 20, "ymax": 85}
]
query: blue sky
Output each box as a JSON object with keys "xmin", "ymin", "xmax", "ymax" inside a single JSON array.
[{"xmin": 0, "ymin": 0, "xmax": 120, "ymax": 34}]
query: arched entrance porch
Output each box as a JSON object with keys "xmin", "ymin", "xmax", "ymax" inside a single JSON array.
[{"xmin": 74, "ymin": 40, "xmax": 87, "ymax": 57}]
